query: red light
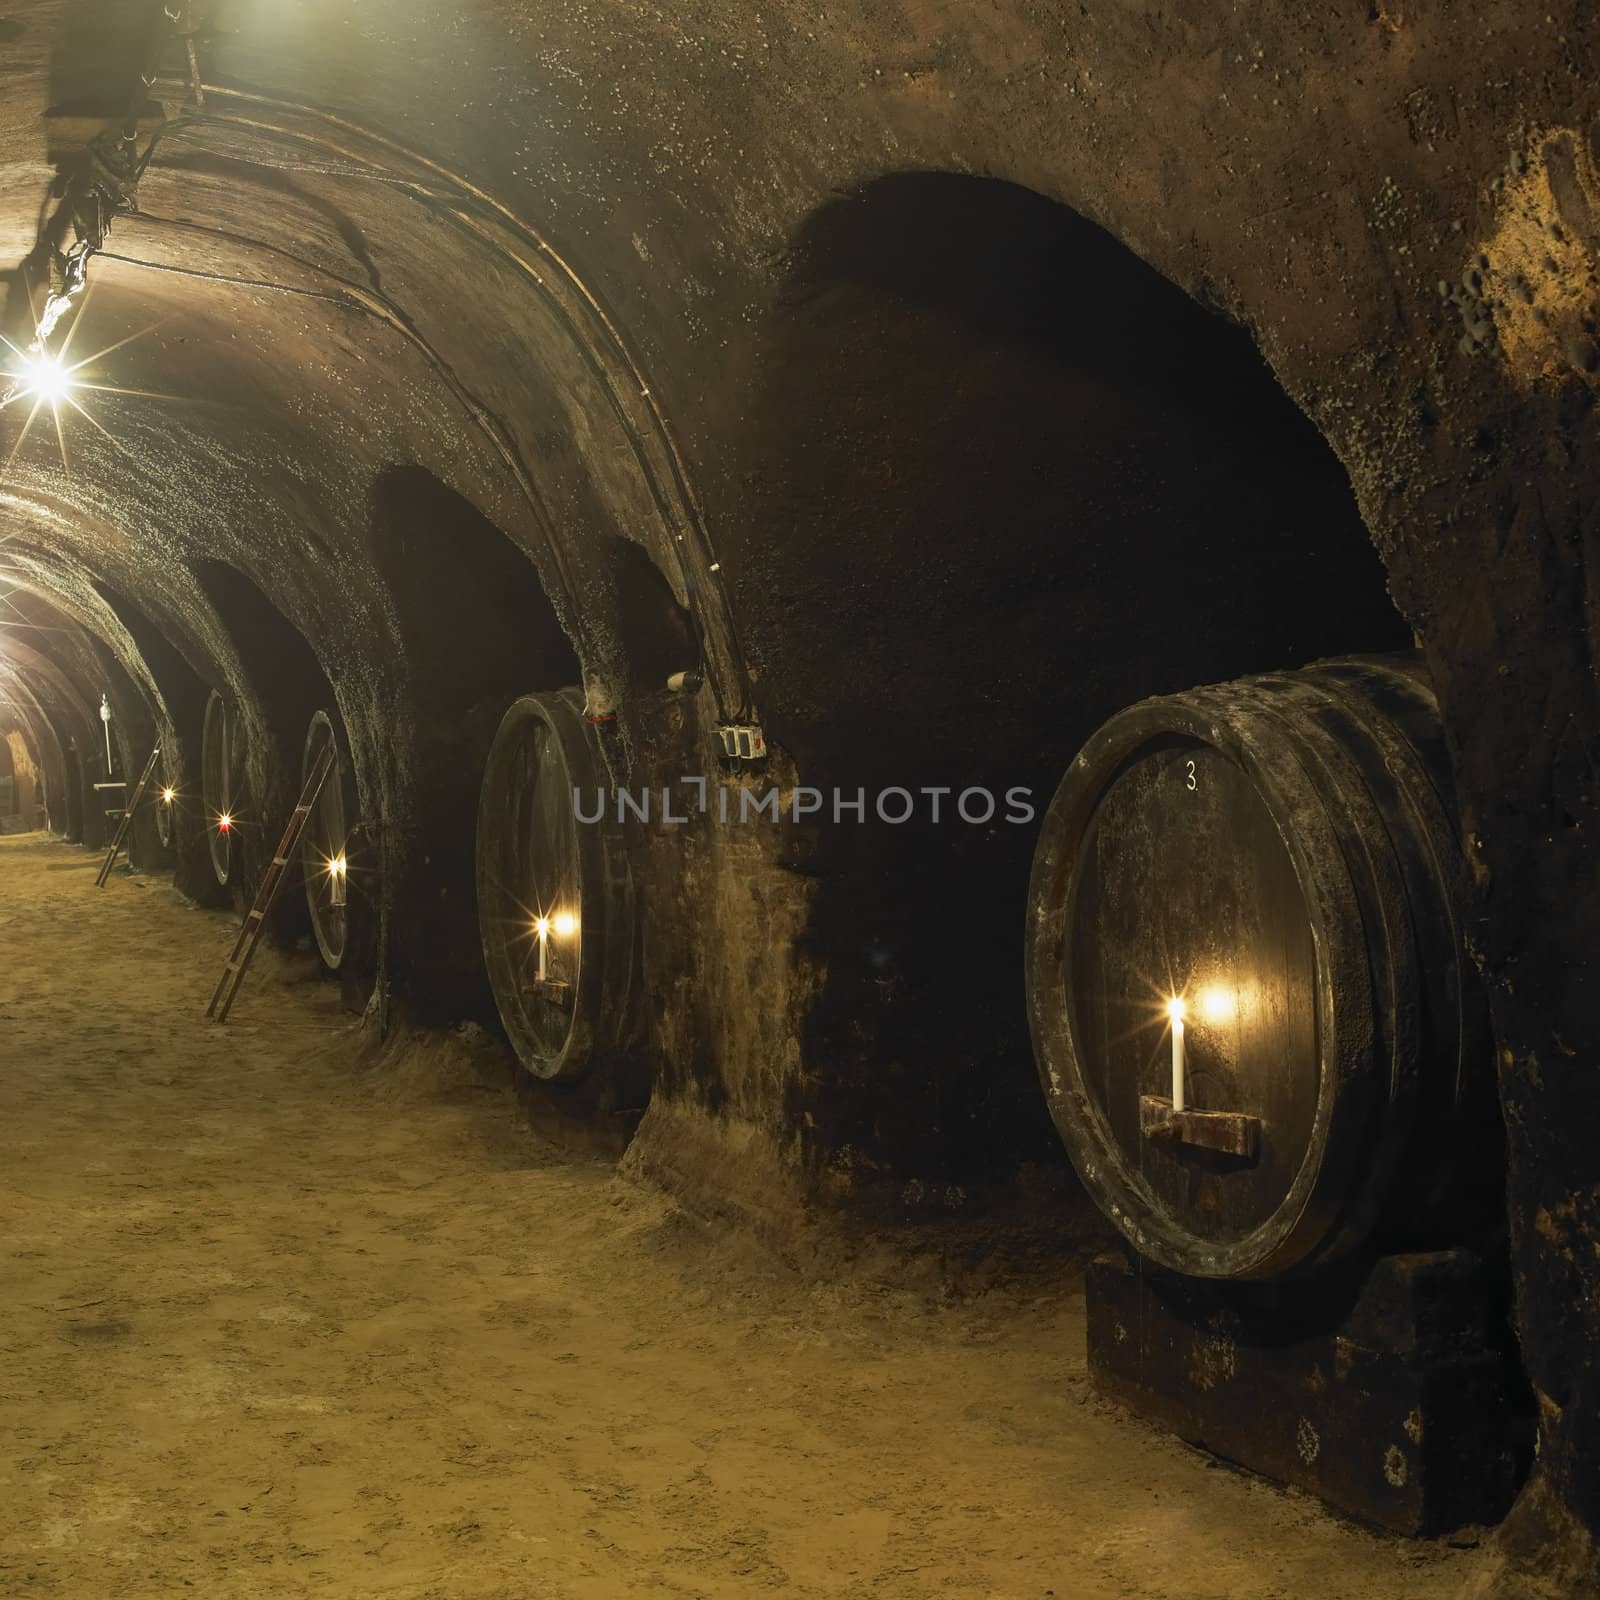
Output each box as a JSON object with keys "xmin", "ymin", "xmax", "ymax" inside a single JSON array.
[{"xmin": 217, "ymin": 813, "xmax": 232, "ymax": 833}]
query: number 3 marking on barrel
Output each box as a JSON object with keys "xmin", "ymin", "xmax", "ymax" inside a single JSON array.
[{"xmin": 1186, "ymin": 759, "xmax": 1197, "ymax": 791}]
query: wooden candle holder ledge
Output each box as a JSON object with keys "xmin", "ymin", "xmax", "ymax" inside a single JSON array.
[
  {"xmin": 1139, "ymin": 1095, "xmax": 1261, "ymax": 1161},
  {"xmin": 523, "ymin": 977, "xmax": 574, "ymax": 1009}
]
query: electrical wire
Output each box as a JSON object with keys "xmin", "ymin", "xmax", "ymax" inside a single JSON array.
[
  {"xmin": 93, "ymin": 241, "xmax": 582, "ymax": 635},
  {"xmin": 147, "ymin": 81, "xmax": 752, "ymax": 722}
]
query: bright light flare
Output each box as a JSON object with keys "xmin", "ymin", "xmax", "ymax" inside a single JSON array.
[
  {"xmin": 12, "ymin": 352, "xmax": 75, "ymax": 406},
  {"xmin": 533, "ymin": 915, "xmax": 551, "ymax": 938},
  {"xmin": 1165, "ymin": 995, "xmax": 1187, "ymax": 1023},
  {"xmin": 327, "ymin": 853, "xmax": 347, "ymax": 878},
  {"xmin": 551, "ymin": 911, "xmax": 577, "ymax": 939},
  {"xmin": 161, "ymin": 786, "xmax": 176, "ymax": 805},
  {"xmin": 217, "ymin": 812, "xmax": 233, "ymax": 833},
  {"xmin": 1197, "ymin": 984, "xmax": 1237, "ymax": 1025},
  {"xmin": 0, "ymin": 295, "xmax": 181, "ymax": 482}
]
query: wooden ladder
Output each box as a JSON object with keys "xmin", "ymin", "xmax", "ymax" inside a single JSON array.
[
  {"xmin": 205, "ymin": 741, "xmax": 335, "ymax": 1024},
  {"xmin": 95, "ymin": 743, "xmax": 162, "ymax": 888}
]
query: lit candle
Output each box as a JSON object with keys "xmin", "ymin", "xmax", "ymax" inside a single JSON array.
[
  {"xmin": 1167, "ymin": 996, "xmax": 1187, "ymax": 1112},
  {"xmin": 534, "ymin": 916, "xmax": 550, "ymax": 981}
]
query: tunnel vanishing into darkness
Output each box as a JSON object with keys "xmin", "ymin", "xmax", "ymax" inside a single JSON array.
[{"xmin": 1, "ymin": 5, "xmax": 1598, "ymax": 1598}]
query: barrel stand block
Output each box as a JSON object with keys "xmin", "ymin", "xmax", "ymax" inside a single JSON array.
[{"xmin": 1084, "ymin": 1248, "xmax": 1530, "ymax": 1535}]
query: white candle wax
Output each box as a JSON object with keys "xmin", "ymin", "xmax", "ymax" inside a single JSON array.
[{"xmin": 1169, "ymin": 1004, "xmax": 1186, "ymax": 1113}]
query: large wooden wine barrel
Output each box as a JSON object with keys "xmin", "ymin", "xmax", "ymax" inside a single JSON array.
[
  {"xmin": 131, "ymin": 735, "xmax": 178, "ymax": 871},
  {"xmin": 153, "ymin": 742, "xmax": 177, "ymax": 852},
  {"xmin": 476, "ymin": 689, "xmax": 639, "ymax": 1082},
  {"xmin": 1026, "ymin": 655, "xmax": 1500, "ymax": 1280},
  {"xmin": 200, "ymin": 690, "xmax": 244, "ymax": 886},
  {"xmin": 300, "ymin": 710, "xmax": 357, "ymax": 970}
]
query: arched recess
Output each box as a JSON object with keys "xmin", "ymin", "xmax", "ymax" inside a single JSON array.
[
  {"xmin": 189, "ymin": 559, "xmax": 342, "ymax": 937},
  {"xmin": 10, "ymin": 727, "xmax": 43, "ymax": 829},
  {"xmin": 726, "ymin": 173, "xmax": 1413, "ymax": 1200},
  {"xmin": 0, "ymin": 637, "xmax": 100, "ymax": 843},
  {"xmin": 587, "ymin": 532, "xmax": 700, "ymax": 702},
  {"xmin": 0, "ymin": 660, "xmax": 71, "ymax": 836},
  {"xmin": 89, "ymin": 579, "xmax": 214, "ymax": 882},
  {"xmin": 370, "ymin": 465, "xmax": 583, "ymax": 1020},
  {"xmin": 21, "ymin": 706, "xmax": 65, "ymax": 835},
  {"xmin": 0, "ymin": 718, "xmax": 50, "ymax": 832},
  {"xmin": 0, "ymin": 591, "xmax": 154, "ymax": 852}
]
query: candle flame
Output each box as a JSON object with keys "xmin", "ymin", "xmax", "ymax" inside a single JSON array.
[{"xmin": 1165, "ymin": 995, "xmax": 1187, "ymax": 1023}]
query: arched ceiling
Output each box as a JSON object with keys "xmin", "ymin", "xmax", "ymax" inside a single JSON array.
[
  {"xmin": 0, "ymin": 0, "xmax": 1583, "ymax": 735},
  {"xmin": 0, "ymin": 3, "xmax": 1585, "ymax": 896}
]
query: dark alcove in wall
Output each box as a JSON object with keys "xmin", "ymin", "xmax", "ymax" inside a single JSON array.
[
  {"xmin": 372, "ymin": 465, "xmax": 582, "ymax": 1021},
  {"xmin": 90, "ymin": 579, "xmax": 212, "ymax": 881},
  {"xmin": 4, "ymin": 606, "xmax": 126, "ymax": 852},
  {"xmin": 586, "ymin": 532, "xmax": 699, "ymax": 697},
  {"xmin": 728, "ymin": 172, "xmax": 1413, "ymax": 1201},
  {"xmin": 191, "ymin": 559, "xmax": 338, "ymax": 934}
]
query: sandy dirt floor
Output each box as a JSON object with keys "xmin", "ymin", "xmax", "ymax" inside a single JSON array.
[{"xmin": 0, "ymin": 831, "xmax": 1482, "ymax": 1599}]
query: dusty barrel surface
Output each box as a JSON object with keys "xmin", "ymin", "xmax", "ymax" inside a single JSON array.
[
  {"xmin": 1026, "ymin": 654, "xmax": 1501, "ymax": 1279},
  {"xmin": 476, "ymin": 689, "xmax": 639, "ymax": 1083},
  {"xmin": 300, "ymin": 709, "xmax": 358, "ymax": 971},
  {"xmin": 200, "ymin": 690, "xmax": 244, "ymax": 886}
]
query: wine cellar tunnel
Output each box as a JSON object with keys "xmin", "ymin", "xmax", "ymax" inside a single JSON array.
[{"xmin": 1, "ymin": 5, "xmax": 1598, "ymax": 1598}]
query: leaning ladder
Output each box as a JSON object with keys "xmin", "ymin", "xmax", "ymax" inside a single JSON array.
[
  {"xmin": 205, "ymin": 741, "xmax": 335, "ymax": 1024},
  {"xmin": 95, "ymin": 743, "xmax": 162, "ymax": 888}
]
